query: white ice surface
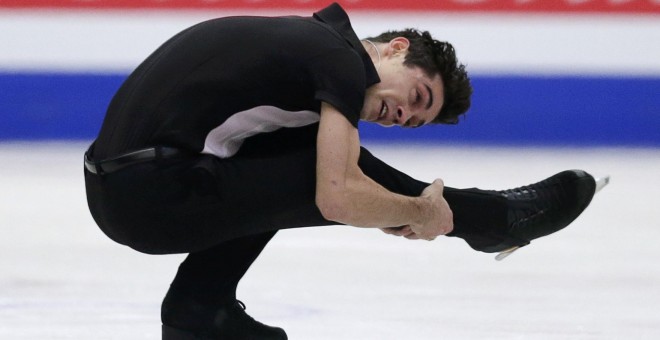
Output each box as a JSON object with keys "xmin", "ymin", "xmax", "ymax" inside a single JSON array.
[{"xmin": 1, "ymin": 142, "xmax": 659, "ymax": 339}]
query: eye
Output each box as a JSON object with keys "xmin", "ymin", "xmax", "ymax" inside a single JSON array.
[{"xmin": 415, "ymin": 91, "xmax": 421, "ymax": 104}]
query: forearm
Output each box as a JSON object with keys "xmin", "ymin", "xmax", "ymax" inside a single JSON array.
[
  {"xmin": 327, "ymin": 170, "xmax": 432, "ymax": 228},
  {"xmin": 314, "ymin": 102, "xmax": 445, "ymax": 234}
]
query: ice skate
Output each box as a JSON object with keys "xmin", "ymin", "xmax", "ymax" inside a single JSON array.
[
  {"xmin": 493, "ymin": 173, "xmax": 609, "ymax": 260},
  {"xmin": 162, "ymin": 298, "xmax": 287, "ymax": 340},
  {"xmin": 453, "ymin": 170, "xmax": 607, "ymax": 259}
]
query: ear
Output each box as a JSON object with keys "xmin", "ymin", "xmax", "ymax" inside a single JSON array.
[{"xmin": 388, "ymin": 37, "xmax": 410, "ymax": 55}]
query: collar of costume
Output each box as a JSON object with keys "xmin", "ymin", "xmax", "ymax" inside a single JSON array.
[{"xmin": 313, "ymin": 3, "xmax": 380, "ymax": 88}]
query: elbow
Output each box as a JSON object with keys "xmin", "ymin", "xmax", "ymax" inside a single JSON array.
[{"xmin": 315, "ymin": 191, "xmax": 350, "ymax": 223}]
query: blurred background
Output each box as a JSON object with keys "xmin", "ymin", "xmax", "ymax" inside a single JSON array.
[
  {"xmin": 1, "ymin": 0, "xmax": 659, "ymax": 145},
  {"xmin": 1, "ymin": 1, "xmax": 659, "ymax": 339}
]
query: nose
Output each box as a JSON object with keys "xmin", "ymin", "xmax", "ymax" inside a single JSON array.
[{"xmin": 395, "ymin": 106, "xmax": 410, "ymax": 126}]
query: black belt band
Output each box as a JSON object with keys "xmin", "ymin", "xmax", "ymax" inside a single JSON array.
[{"xmin": 84, "ymin": 146, "xmax": 189, "ymax": 175}]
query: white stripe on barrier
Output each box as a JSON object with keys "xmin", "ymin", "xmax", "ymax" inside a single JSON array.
[{"xmin": 1, "ymin": 10, "xmax": 659, "ymax": 75}]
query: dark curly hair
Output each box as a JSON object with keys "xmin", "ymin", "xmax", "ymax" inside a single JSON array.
[{"xmin": 367, "ymin": 29, "xmax": 472, "ymax": 124}]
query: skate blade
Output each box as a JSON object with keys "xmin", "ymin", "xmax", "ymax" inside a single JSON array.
[
  {"xmin": 495, "ymin": 246, "xmax": 520, "ymax": 261},
  {"xmin": 495, "ymin": 175, "xmax": 609, "ymax": 261},
  {"xmin": 594, "ymin": 175, "xmax": 610, "ymax": 193}
]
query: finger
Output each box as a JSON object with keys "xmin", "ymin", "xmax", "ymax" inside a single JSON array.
[
  {"xmin": 401, "ymin": 228, "xmax": 416, "ymax": 237},
  {"xmin": 405, "ymin": 233, "xmax": 422, "ymax": 240},
  {"xmin": 441, "ymin": 220, "xmax": 454, "ymax": 235},
  {"xmin": 414, "ymin": 232, "xmax": 437, "ymax": 241},
  {"xmin": 380, "ymin": 226, "xmax": 404, "ymax": 234},
  {"xmin": 433, "ymin": 178, "xmax": 445, "ymax": 190},
  {"xmin": 384, "ymin": 226, "xmax": 410, "ymax": 236},
  {"xmin": 392, "ymin": 226, "xmax": 412, "ymax": 236}
]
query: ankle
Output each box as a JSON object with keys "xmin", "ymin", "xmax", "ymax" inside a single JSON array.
[{"xmin": 161, "ymin": 286, "xmax": 235, "ymax": 331}]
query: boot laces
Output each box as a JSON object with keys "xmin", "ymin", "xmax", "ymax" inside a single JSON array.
[
  {"xmin": 232, "ymin": 300, "xmax": 269, "ymax": 327},
  {"xmin": 499, "ymin": 178, "xmax": 564, "ymax": 230}
]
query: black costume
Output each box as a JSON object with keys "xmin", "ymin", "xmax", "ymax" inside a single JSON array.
[{"xmin": 84, "ymin": 3, "xmax": 517, "ymax": 337}]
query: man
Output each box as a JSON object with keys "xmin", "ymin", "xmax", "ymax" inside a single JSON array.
[{"xmin": 84, "ymin": 3, "xmax": 597, "ymax": 339}]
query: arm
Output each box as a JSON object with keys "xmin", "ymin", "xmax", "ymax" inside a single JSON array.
[{"xmin": 314, "ymin": 102, "xmax": 453, "ymax": 239}]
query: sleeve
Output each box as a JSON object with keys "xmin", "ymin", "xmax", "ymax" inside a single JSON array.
[{"xmin": 309, "ymin": 47, "xmax": 366, "ymax": 128}]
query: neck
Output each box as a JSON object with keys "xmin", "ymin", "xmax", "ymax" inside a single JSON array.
[{"xmin": 363, "ymin": 40, "xmax": 381, "ymax": 69}]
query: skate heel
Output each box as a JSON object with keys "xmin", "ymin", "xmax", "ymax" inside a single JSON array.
[{"xmin": 162, "ymin": 324, "xmax": 201, "ymax": 340}]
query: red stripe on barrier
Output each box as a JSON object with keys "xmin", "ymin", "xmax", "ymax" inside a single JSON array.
[{"xmin": 1, "ymin": 0, "xmax": 659, "ymax": 14}]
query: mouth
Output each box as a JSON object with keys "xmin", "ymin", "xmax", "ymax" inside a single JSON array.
[{"xmin": 378, "ymin": 101, "xmax": 388, "ymax": 121}]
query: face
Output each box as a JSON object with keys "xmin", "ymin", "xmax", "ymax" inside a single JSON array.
[{"xmin": 360, "ymin": 38, "xmax": 444, "ymax": 128}]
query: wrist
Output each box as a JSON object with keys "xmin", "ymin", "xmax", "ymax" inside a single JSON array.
[{"xmin": 411, "ymin": 196, "xmax": 433, "ymax": 226}]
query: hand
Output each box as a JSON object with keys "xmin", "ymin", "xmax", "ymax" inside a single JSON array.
[
  {"xmin": 380, "ymin": 226, "xmax": 428, "ymax": 240},
  {"xmin": 409, "ymin": 179, "xmax": 454, "ymax": 240},
  {"xmin": 380, "ymin": 225, "xmax": 416, "ymax": 238}
]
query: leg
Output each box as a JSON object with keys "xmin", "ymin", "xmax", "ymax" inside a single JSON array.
[
  {"xmin": 356, "ymin": 147, "xmax": 513, "ymax": 250},
  {"xmin": 86, "ymin": 142, "xmax": 513, "ymax": 255},
  {"xmin": 151, "ymin": 146, "xmax": 509, "ymax": 338},
  {"xmin": 164, "ymin": 231, "xmax": 278, "ymax": 311},
  {"xmin": 85, "ymin": 145, "xmax": 330, "ymax": 255},
  {"xmin": 161, "ymin": 231, "xmax": 287, "ymax": 339},
  {"xmin": 356, "ymin": 148, "xmax": 599, "ymax": 254}
]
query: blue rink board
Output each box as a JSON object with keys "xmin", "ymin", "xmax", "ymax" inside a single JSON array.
[{"xmin": 1, "ymin": 73, "xmax": 659, "ymax": 146}]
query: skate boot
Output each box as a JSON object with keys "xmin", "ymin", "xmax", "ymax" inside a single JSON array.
[
  {"xmin": 493, "ymin": 170, "xmax": 601, "ymax": 259},
  {"xmin": 454, "ymin": 170, "xmax": 604, "ymax": 259},
  {"xmin": 162, "ymin": 298, "xmax": 287, "ymax": 340}
]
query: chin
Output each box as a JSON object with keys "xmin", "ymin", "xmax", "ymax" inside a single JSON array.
[{"xmin": 358, "ymin": 110, "xmax": 374, "ymax": 122}]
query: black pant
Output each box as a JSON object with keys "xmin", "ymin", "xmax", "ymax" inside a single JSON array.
[{"xmin": 85, "ymin": 145, "xmax": 507, "ymax": 307}]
